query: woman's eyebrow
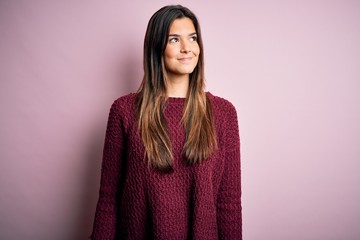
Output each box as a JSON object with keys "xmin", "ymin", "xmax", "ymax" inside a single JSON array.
[{"xmin": 168, "ymin": 32, "xmax": 197, "ymax": 37}]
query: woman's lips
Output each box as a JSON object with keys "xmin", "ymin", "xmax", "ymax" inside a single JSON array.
[{"xmin": 178, "ymin": 57, "xmax": 193, "ymax": 63}]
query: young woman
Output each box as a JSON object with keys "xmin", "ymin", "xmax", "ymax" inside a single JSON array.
[{"xmin": 91, "ymin": 5, "xmax": 242, "ymax": 240}]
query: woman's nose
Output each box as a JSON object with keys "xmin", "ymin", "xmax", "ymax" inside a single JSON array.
[{"xmin": 180, "ymin": 40, "xmax": 191, "ymax": 53}]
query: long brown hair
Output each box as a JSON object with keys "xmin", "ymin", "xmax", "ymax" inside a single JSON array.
[{"xmin": 136, "ymin": 5, "xmax": 217, "ymax": 172}]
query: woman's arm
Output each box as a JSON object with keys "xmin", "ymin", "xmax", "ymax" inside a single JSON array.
[
  {"xmin": 217, "ymin": 103, "xmax": 242, "ymax": 239},
  {"xmin": 91, "ymin": 101, "xmax": 125, "ymax": 239}
]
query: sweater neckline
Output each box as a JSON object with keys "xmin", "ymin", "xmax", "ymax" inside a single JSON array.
[
  {"xmin": 166, "ymin": 92, "xmax": 212, "ymax": 104},
  {"xmin": 167, "ymin": 97, "xmax": 186, "ymax": 104}
]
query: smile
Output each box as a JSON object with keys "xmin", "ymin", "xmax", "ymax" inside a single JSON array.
[{"xmin": 178, "ymin": 57, "xmax": 193, "ymax": 63}]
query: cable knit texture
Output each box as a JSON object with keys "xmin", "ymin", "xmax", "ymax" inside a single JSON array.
[{"xmin": 91, "ymin": 92, "xmax": 241, "ymax": 240}]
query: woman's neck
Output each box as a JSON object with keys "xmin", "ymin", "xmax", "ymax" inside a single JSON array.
[{"xmin": 166, "ymin": 74, "xmax": 189, "ymax": 98}]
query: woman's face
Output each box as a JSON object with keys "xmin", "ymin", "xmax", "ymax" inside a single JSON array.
[{"xmin": 164, "ymin": 17, "xmax": 200, "ymax": 80}]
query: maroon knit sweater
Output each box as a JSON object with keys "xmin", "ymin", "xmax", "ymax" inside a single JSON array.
[{"xmin": 91, "ymin": 92, "xmax": 242, "ymax": 240}]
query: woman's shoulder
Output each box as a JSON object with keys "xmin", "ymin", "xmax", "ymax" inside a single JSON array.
[
  {"xmin": 206, "ymin": 92, "xmax": 237, "ymax": 114},
  {"xmin": 113, "ymin": 92, "xmax": 137, "ymax": 105},
  {"xmin": 113, "ymin": 93, "xmax": 137, "ymax": 107},
  {"xmin": 110, "ymin": 92, "xmax": 138, "ymax": 116}
]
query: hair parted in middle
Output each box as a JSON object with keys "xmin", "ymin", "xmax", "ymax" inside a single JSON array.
[{"xmin": 136, "ymin": 5, "xmax": 217, "ymax": 172}]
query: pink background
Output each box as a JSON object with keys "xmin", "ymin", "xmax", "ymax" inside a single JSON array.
[{"xmin": 1, "ymin": 1, "xmax": 359, "ymax": 239}]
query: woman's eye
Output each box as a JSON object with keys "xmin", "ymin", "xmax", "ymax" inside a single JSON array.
[
  {"xmin": 190, "ymin": 36, "xmax": 197, "ymax": 42},
  {"xmin": 169, "ymin": 38, "xmax": 179, "ymax": 43}
]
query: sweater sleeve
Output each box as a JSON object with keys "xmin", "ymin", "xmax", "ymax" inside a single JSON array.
[
  {"xmin": 217, "ymin": 103, "xmax": 242, "ymax": 240},
  {"xmin": 91, "ymin": 101, "xmax": 125, "ymax": 239}
]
